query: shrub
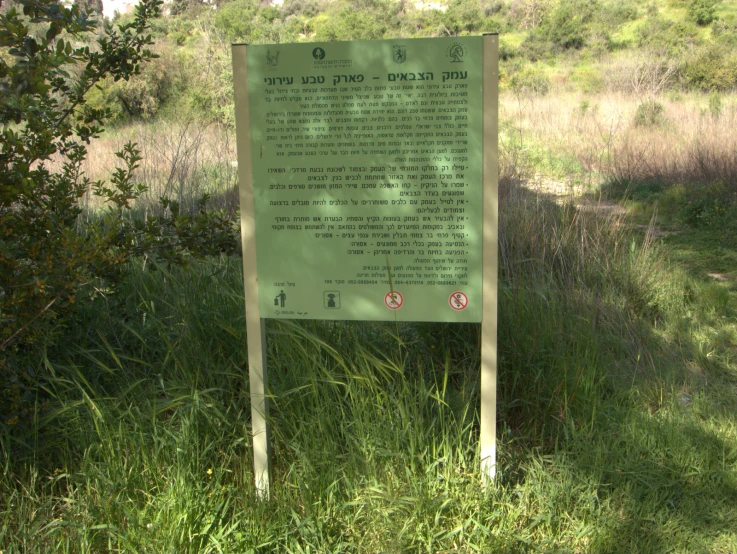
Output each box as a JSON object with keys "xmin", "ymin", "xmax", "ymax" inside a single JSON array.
[
  {"xmin": 636, "ymin": 16, "xmax": 702, "ymax": 54},
  {"xmin": 440, "ymin": 0, "xmax": 483, "ymax": 35},
  {"xmin": 711, "ymin": 15, "xmax": 737, "ymax": 46},
  {"xmin": 0, "ymin": 0, "xmax": 237, "ymax": 370},
  {"xmin": 708, "ymin": 92, "xmax": 722, "ymax": 118},
  {"xmin": 681, "ymin": 43, "xmax": 737, "ymax": 91},
  {"xmin": 111, "ymin": 50, "xmax": 175, "ymax": 118},
  {"xmin": 505, "ymin": 61, "xmax": 550, "ymax": 94},
  {"xmin": 213, "ymin": 0, "xmax": 259, "ymax": 42},
  {"xmin": 0, "ymin": 0, "xmax": 162, "ymax": 361},
  {"xmin": 634, "ymin": 100, "xmax": 667, "ymax": 127},
  {"xmin": 280, "ymin": 0, "xmax": 321, "ymax": 18},
  {"xmin": 680, "ymin": 181, "xmax": 737, "ymax": 226},
  {"xmin": 688, "ymin": 0, "xmax": 719, "ymax": 26}
]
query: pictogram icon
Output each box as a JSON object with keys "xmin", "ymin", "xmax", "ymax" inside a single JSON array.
[
  {"xmin": 384, "ymin": 290, "xmax": 403, "ymax": 310},
  {"xmin": 449, "ymin": 291, "xmax": 468, "ymax": 310}
]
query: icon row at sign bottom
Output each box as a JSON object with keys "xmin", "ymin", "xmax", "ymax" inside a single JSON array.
[{"xmin": 384, "ymin": 291, "xmax": 468, "ymax": 311}]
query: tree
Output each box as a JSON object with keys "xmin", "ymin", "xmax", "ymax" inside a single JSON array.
[
  {"xmin": 1, "ymin": 0, "xmax": 239, "ymax": 370},
  {"xmin": 0, "ymin": 0, "xmax": 163, "ymax": 363}
]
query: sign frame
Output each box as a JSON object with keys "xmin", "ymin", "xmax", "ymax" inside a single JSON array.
[{"xmin": 232, "ymin": 34, "xmax": 498, "ymax": 499}]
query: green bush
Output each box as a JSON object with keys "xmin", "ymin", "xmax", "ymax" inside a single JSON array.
[
  {"xmin": 213, "ymin": 0, "xmax": 259, "ymax": 42},
  {"xmin": 680, "ymin": 181, "xmax": 737, "ymax": 226},
  {"xmin": 506, "ymin": 62, "xmax": 551, "ymax": 94},
  {"xmin": 439, "ymin": 0, "xmax": 483, "ymax": 35},
  {"xmin": 0, "ymin": 0, "xmax": 162, "ymax": 362},
  {"xmin": 280, "ymin": 0, "xmax": 321, "ymax": 18},
  {"xmin": 681, "ymin": 43, "xmax": 737, "ymax": 91},
  {"xmin": 708, "ymin": 91, "xmax": 723, "ymax": 118},
  {"xmin": 0, "ymin": 0, "xmax": 238, "ymax": 374},
  {"xmin": 521, "ymin": 0, "xmax": 601, "ymax": 59},
  {"xmin": 314, "ymin": 5, "xmax": 391, "ymax": 41},
  {"xmin": 111, "ymin": 51, "xmax": 175, "ymax": 118},
  {"xmin": 688, "ymin": 0, "xmax": 720, "ymax": 26},
  {"xmin": 711, "ymin": 15, "xmax": 737, "ymax": 46},
  {"xmin": 636, "ymin": 16, "xmax": 702, "ymax": 54},
  {"xmin": 634, "ymin": 100, "xmax": 667, "ymax": 127}
]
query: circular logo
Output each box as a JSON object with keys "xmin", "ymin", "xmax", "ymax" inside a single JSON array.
[
  {"xmin": 312, "ymin": 47, "xmax": 326, "ymax": 60},
  {"xmin": 449, "ymin": 292, "xmax": 468, "ymax": 311},
  {"xmin": 384, "ymin": 291, "xmax": 404, "ymax": 310},
  {"xmin": 447, "ymin": 42, "xmax": 467, "ymax": 63}
]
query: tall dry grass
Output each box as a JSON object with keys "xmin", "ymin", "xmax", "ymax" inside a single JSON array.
[
  {"xmin": 81, "ymin": 118, "xmax": 238, "ymax": 215},
  {"xmin": 501, "ymin": 90, "xmax": 737, "ymax": 189}
]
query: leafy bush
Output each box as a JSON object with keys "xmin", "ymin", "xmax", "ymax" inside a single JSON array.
[
  {"xmin": 280, "ymin": 0, "xmax": 321, "ymax": 18},
  {"xmin": 688, "ymin": 0, "xmax": 720, "ymax": 26},
  {"xmin": 213, "ymin": 0, "xmax": 259, "ymax": 42},
  {"xmin": 505, "ymin": 62, "xmax": 550, "ymax": 94},
  {"xmin": 0, "ymin": 0, "xmax": 237, "ymax": 371},
  {"xmin": 439, "ymin": 0, "xmax": 483, "ymax": 35},
  {"xmin": 681, "ymin": 43, "xmax": 737, "ymax": 91},
  {"xmin": 711, "ymin": 15, "xmax": 737, "ymax": 45},
  {"xmin": 314, "ymin": 5, "xmax": 392, "ymax": 41},
  {"xmin": 521, "ymin": 0, "xmax": 599, "ymax": 59},
  {"xmin": 636, "ymin": 16, "xmax": 702, "ymax": 54},
  {"xmin": 111, "ymin": 50, "xmax": 175, "ymax": 118},
  {"xmin": 680, "ymin": 181, "xmax": 737, "ymax": 226},
  {"xmin": 0, "ymin": 0, "xmax": 162, "ymax": 360},
  {"xmin": 541, "ymin": 0, "xmax": 597, "ymax": 50},
  {"xmin": 634, "ymin": 100, "xmax": 667, "ymax": 127}
]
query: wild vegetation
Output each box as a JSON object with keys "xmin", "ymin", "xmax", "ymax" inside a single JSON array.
[{"xmin": 1, "ymin": 0, "xmax": 736, "ymax": 552}]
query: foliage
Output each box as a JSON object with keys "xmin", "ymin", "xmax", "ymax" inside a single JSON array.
[
  {"xmin": 213, "ymin": 0, "xmax": 258, "ymax": 42},
  {"xmin": 635, "ymin": 17, "xmax": 702, "ymax": 57},
  {"xmin": 505, "ymin": 61, "xmax": 550, "ymax": 94},
  {"xmin": 0, "ymin": 0, "xmax": 238, "ymax": 367},
  {"xmin": 528, "ymin": 0, "xmax": 598, "ymax": 52},
  {"xmin": 634, "ymin": 100, "xmax": 667, "ymax": 126},
  {"xmin": 109, "ymin": 48, "xmax": 175, "ymax": 118},
  {"xmin": 0, "ymin": 0, "xmax": 163, "ymax": 361},
  {"xmin": 1, "ymin": 183, "xmax": 735, "ymax": 551},
  {"xmin": 130, "ymin": 194, "xmax": 239, "ymax": 265},
  {"xmin": 711, "ymin": 14, "xmax": 737, "ymax": 45},
  {"xmin": 688, "ymin": 0, "xmax": 720, "ymax": 25},
  {"xmin": 679, "ymin": 181, "xmax": 737, "ymax": 226},
  {"xmin": 681, "ymin": 43, "xmax": 737, "ymax": 91}
]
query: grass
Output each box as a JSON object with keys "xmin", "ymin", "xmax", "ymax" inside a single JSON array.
[
  {"xmin": 4, "ymin": 22, "xmax": 737, "ymax": 550},
  {"xmin": 2, "ymin": 165, "xmax": 737, "ymax": 551}
]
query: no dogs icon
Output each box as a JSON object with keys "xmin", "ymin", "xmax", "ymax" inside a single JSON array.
[{"xmin": 449, "ymin": 292, "xmax": 468, "ymax": 311}]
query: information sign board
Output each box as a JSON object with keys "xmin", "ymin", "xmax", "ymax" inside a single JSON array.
[
  {"xmin": 232, "ymin": 35, "xmax": 498, "ymax": 498},
  {"xmin": 247, "ymin": 37, "xmax": 483, "ymax": 322}
]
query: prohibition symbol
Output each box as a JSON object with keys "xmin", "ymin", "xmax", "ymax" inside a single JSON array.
[
  {"xmin": 449, "ymin": 291, "xmax": 468, "ymax": 311},
  {"xmin": 384, "ymin": 290, "xmax": 404, "ymax": 310}
]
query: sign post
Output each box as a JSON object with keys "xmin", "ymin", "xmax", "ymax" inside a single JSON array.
[{"xmin": 233, "ymin": 35, "xmax": 498, "ymax": 497}]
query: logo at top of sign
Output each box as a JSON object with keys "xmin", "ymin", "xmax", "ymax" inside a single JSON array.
[
  {"xmin": 384, "ymin": 290, "xmax": 404, "ymax": 310},
  {"xmin": 266, "ymin": 49, "xmax": 279, "ymax": 68},
  {"xmin": 312, "ymin": 47, "xmax": 326, "ymax": 60},
  {"xmin": 449, "ymin": 291, "xmax": 469, "ymax": 311},
  {"xmin": 447, "ymin": 42, "xmax": 466, "ymax": 63},
  {"xmin": 392, "ymin": 45, "xmax": 407, "ymax": 64}
]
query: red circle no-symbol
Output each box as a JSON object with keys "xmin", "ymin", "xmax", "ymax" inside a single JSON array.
[
  {"xmin": 449, "ymin": 292, "xmax": 468, "ymax": 310},
  {"xmin": 384, "ymin": 291, "xmax": 404, "ymax": 310}
]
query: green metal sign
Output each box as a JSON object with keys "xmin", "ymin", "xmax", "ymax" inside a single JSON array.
[{"xmin": 247, "ymin": 37, "xmax": 483, "ymax": 321}]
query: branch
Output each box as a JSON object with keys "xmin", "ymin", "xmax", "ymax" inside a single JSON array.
[{"xmin": 0, "ymin": 296, "xmax": 59, "ymax": 351}]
